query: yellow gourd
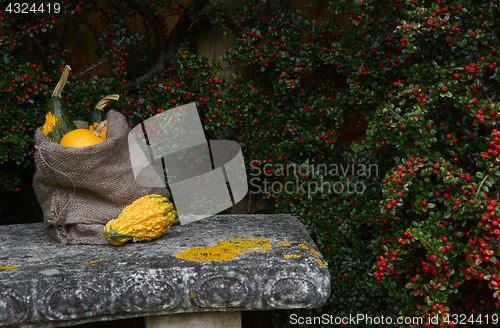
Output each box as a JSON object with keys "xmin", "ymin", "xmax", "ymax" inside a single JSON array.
[
  {"xmin": 59, "ymin": 121, "xmax": 106, "ymax": 148},
  {"xmin": 103, "ymin": 194, "xmax": 176, "ymax": 246}
]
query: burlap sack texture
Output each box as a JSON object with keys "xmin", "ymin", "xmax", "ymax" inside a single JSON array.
[{"xmin": 33, "ymin": 110, "xmax": 170, "ymax": 245}]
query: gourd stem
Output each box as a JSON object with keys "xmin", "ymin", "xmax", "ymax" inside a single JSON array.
[
  {"xmin": 92, "ymin": 120, "xmax": 107, "ymax": 137},
  {"xmin": 108, "ymin": 230, "xmax": 137, "ymax": 242},
  {"xmin": 52, "ymin": 65, "xmax": 71, "ymax": 98},
  {"xmin": 95, "ymin": 94, "xmax": 120, "ymax": 110}
]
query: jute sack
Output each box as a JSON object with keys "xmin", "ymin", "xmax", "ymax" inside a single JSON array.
[{"xmin": 33, "ymin": 110, "xmax": 170, "ymax": 245}]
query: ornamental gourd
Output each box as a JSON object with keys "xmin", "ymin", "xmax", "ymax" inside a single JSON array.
[
  {"xmin": 103, "ymin": 194, "xmax": 176, "ymax": 246},
  {"xmin": 41, "ymin": 65, "xmax": 77, "ymax": 143},
  {"xmin": 88, "ymin": 94, "xmax": 120, "ymax": 139},
  {"xmin": 59, "ymin": 121, "xmax": 106, "ymax": 148}
]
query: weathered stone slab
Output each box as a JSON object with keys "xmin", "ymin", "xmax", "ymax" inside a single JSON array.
[{"xmin": 0, "ymin": 214, "xmax": 330, "ymax": 327}]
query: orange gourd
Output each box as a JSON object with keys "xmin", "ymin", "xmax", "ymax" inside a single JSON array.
[{"xmin": 59, "ymin": 121, "xmax": 106, "ymax": 148}]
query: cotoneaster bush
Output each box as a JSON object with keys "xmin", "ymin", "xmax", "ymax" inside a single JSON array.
[
  {"xmin": 1, "ymin": 0, "xmax": 500, "ymax": 327},
  {"xmin": 209, "ymin": 0, "xmax": 500, "ymax": 326}
]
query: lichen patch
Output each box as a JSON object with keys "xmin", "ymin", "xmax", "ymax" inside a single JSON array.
[
  {"xmin": 175, "ymin": 238, "xmax": 272, "ymax": 262},
  {"xmin": 298, "ymin": 243, "xmax": 309, "ymax": 250},
  {"xmin": 315, "ymin": 258, "xmax": 328, "ymax": 268},
  {"xmin": 0, "ymin": 265, "xmax": 18, "ymax": 270},
  {"xmin": 277, "ymin": 240, "xmax": 292, "ymax": 247}
]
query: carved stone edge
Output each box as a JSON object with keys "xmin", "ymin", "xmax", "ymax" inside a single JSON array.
[
  {"xmin": 263, "ymin": 265, "xmax": 331, "ymax": 309},
  {"xmin": 0, "ymin": 263, "xmax": 330, "ymax": 327}
]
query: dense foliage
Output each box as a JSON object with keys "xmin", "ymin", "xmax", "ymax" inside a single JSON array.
[{"xmin": 1, "ymin": 0, "xmax": 500, "ymax": 326}]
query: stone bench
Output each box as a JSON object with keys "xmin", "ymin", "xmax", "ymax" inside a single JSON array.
[{"xmin": 0, "ymin": 214, "xmax": 330, "ymax": 327}]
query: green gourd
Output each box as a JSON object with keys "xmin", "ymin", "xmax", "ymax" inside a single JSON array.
[
  {"xmin": 88, "ymin": 94, "xmax": 120, "ymax": 133},
  {"xmin": 41, "ymin": 65, "xmax": 77, "ymax": 143}
]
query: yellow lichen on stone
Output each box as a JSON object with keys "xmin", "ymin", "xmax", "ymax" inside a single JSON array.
[
  {"xmin": 277, "ymin": 240, "xmax": 291, "ymax": 247},
  {"xmin": 227, "ymin": 238, "xmax": 273, "ymax": 252},
  {"xmin": 284, "ymin": 254, "xmax": 301, "ymax": 259},
  {"xmin": 310, "ymin": 250, "xmax": 321, "ymax": 256},
  {"xmin": 84, "ymin": 260, "xmax": 99, "ymax": 264},
  {"xmin": 175, "ymin": 238, "xmax": 273, "ymax": 262},
  {"xmin": 176, "ymin": 244, "xmax": 243, "ymax": 262},
  {"xmin": 0, "ymin": 265, "xmax": 18, "ymax": 270},
  {"xmin": 298, "ymin": 243, "xmax": 309, "ymax": 250},
  {"xmin": 315, "ymin": 258, "xmax": 328, "ymax": 268}
]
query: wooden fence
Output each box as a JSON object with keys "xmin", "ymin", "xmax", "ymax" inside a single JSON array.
[
  {"xmin": 63, "ymin": 0, "xmax": 348, "ymax": 82},
  {"xmin": 61, "ymin": 0, "xmax": 362, "ymax": 150}
]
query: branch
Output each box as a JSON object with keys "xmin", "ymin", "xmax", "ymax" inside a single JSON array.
[
  {"xmin": 312, "ymin": 174, "xmax": 335, "ymax": 210},
  {"xmin": 80, "ymin": 5, "xmax": 101, "ymax": 40},
  {"xmin": 337, "ymin": 130, "xmax": 366, "ymax": 140},
  {"xmin": 76, "ymin": 58, "xmax": 108, "ymax": 79},
  {"xmin": 188, "ymin": 16, "xmax": 211, "ymax": 40},
  {"xmin": 317, "ymin": 60, "xmax": 347, "ymax": 76},
  {"xmin": 418, "ymin": 236, "xmax": 435, "ymax": 254},
  {"xmin": 123, "ymin": 0, "xmax": 209, "ymax": 92},
  {"xmin": 165, "ymin": 0, "xmax": 210, "ymax": 59},
  {"xmin": 474, "ymin": 174, "xmax": 491, "ymax": 202},
  {"xmin": 90, "ymin": 0, "xmax": 112, "ymax": 23},
  {"xmin": 124, "ymin": 0, "xmax": 168, "ymax": 92},
  {"xmin": 314, "ymin": 121, "xmax": 328, "ymax": 132},
  {"xmin": 221, "ymin": 11, "xmax": 239, "ymax": 29},
  {"xmin": 390, "ymin": 108, "xmax": 407, "ymax": 122}
]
